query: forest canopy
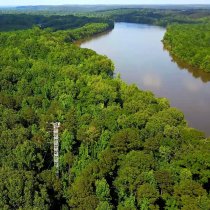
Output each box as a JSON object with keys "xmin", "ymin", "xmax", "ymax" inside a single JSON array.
[
  {"xmin": 163, "ymin": 23, "xmax": 210, "ymax": 73},
  {"xmin": 88, "ymin": 8, "xmax": 210, "ymax": 26},
  {"xmin": 0, "ymin": 11, "xmax": 210, "ymax": 210},
  {"xmin": 0, "ymin": 14, "xmax": 113, "ymax": 31}
]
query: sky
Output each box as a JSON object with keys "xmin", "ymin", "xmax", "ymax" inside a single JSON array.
[{"xmin": 0, "ymin": 0, "xmax": 210, "ymax": 6}]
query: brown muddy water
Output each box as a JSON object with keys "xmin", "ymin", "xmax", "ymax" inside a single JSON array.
[{"xmin": 80, "ymin": 22, "xmax": 210, "ymax": 136}]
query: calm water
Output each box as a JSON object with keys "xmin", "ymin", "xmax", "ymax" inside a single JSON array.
[{"xmin": 80, "ymin": 22, "xmax": 210, "ymax": 136}]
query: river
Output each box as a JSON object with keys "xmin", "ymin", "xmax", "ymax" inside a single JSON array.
[{"xmin": 80, "ymin": 22, "xmax": 210, "ymax": 136}]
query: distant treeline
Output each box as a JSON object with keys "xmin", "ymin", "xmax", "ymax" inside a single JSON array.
[
  {"xmin": 1, "ymin": 8, "xmax": 210, "ymax": 32},
  {"xmin": 90, "ymin": 8, "xmax": 210, "ymax": 26},
  {"xmin": 0, "ymin": 14, "xmax": 113, "ymax": 31},
  {"xmin": 2, "ymin": 5, "xmax": 210, "ymax": 15}
]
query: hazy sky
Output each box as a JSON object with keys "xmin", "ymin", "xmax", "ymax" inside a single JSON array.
[{"xmin": 0, "ymin": 0, "xmax": 210, "ymax": 6}]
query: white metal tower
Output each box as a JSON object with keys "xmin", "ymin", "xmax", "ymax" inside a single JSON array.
[{"xmin": 52, "ymin": 122, "xmax": 60, "ymax": 177}]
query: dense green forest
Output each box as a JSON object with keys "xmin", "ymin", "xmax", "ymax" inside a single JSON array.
[
  {"xmin": 0, "ymin": 12, "xmax": 210, "ymax": 209},
  {"xmin": 2, "ymin": 7, "xmax": 210, "ymax": 27},
  {"xmin": 0, "ymin": 14, "xmax": 113, "ymax": 31},
  {"xmin": 163, "ymin": 23, "xmax": 210, "ymax": 73},
  {"xmin": 89, "ymin": 8, "xmax": 210, "ymax": 26},
  {"xmin": 2, "ymin": 5, "xmax": 210, "ymax": 15}
]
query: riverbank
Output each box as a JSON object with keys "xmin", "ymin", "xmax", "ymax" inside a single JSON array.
[
  {"xmin": 80, "ymin": 22, "xmax": 210, "ymax": 136},
  {"xmin": 163, "ymin": 23, "xmax": 210, "ymax": 73}
]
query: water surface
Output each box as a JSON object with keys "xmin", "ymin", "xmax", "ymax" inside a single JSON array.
[{"xmin": 81, "ymin": 22, "xmax": 210, "ymax": 136}]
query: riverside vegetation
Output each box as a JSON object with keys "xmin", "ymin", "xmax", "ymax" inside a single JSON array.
[
  {"xmin": 91, "ymin": 8, "xmax": 210, "ymax": 73},
  {"xmin": 163, "ymin": 23, "xmax": 210, "ymax": 73},
  {"xmin": 0, "ymin": 11, "xmax": 210, "ymax": 210}
]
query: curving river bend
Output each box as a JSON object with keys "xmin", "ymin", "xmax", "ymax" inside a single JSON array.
[{"xmin": 80, "ymin": 22, "xmax": 210, "ymax": 136}]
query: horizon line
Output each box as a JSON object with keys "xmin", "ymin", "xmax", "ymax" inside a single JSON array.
[{"xmin": 1, "ymin": 4, "xmax": 210, "ymax": 7}]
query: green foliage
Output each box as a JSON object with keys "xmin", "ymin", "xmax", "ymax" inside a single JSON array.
[
  {"xmin": 90, "ymin": 8, "xmax": 210, "ymax": 27},
  {"xmin": 62, "ymin": 23, "xmax": 114, "ymax": 42},
  {"xmin": 0, "ymin": 12, "xmax": 210, "ymax": 210},
  {"xmin": 95, "ymin": 178, "xmax": 111, "ymax": 202},
  {"xmin": 0, "ymin": 14, "xmax": 114, "ymax": 32},
  {"xmin": 163, "ymin": 23, "xmax": 210, "ymax": 72},
  {"xmin": 137, "ymin": 183, "xmax": 159, "ymax": 209}
]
